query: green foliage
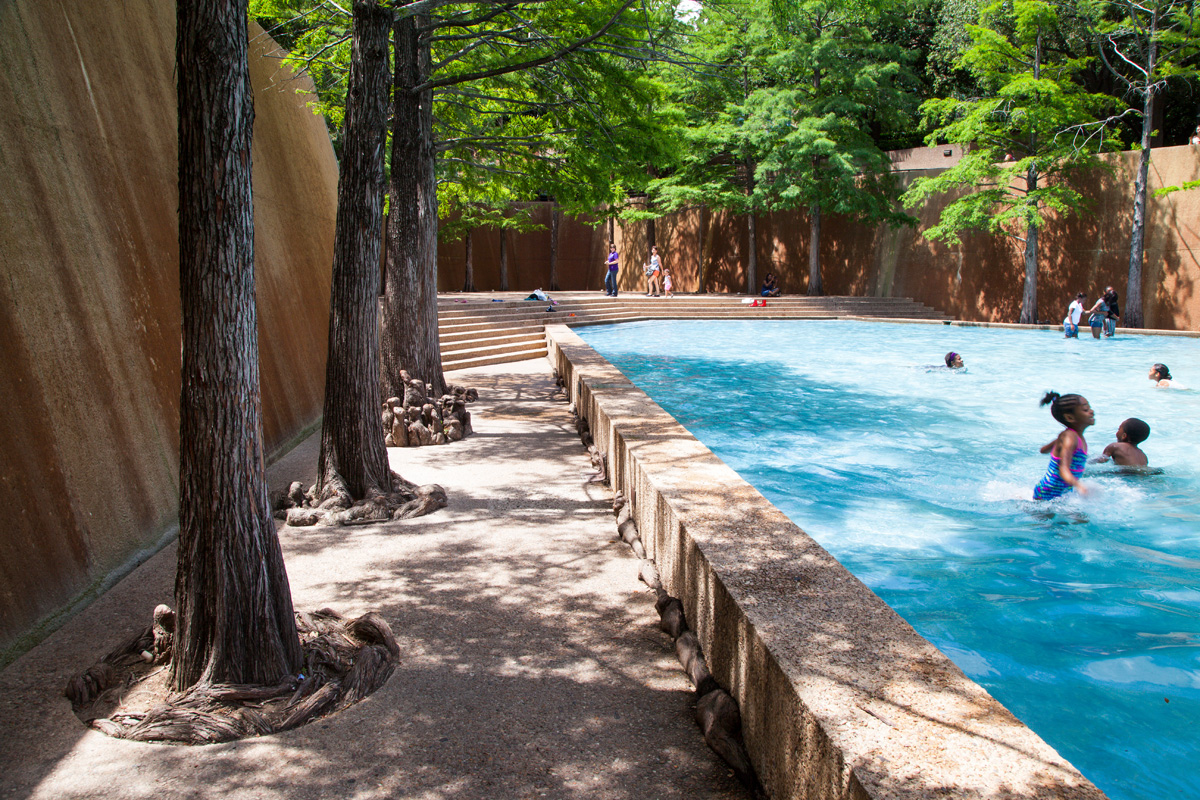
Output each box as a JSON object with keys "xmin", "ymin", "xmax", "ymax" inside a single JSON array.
[
  {"xmin": 251, "ymin": 0, "xmax": 681, "ymax": 233},
  {"xmin": 650, "ymin": 0, "xmax": 918, "ymax": 228},
  {"xmin": 901, "ymin": 0, "xmax": 1117, "ymax": 245}
]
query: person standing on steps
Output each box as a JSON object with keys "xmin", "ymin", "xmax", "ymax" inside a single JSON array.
[
  {"xmin": 604, "ymin": 242, "xmax": 619, "ymax": 297},
  {"xmin": 644, "ymin": 245, "xmax": 663, "ymax": 296}
]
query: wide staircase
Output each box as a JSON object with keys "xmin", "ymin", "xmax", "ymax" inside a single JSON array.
[{"xmin": 439, "ymin": 291, "xmax": 951, "ymax": 371}]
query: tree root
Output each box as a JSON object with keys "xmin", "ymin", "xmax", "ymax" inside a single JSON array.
[
  {"xmin": 275, "ymin": 470, "xmax": 447, "ymax": 527},
  {"xmin": 65, "ymin": 606, "xmax": 400, "ymax": 745},
  {"xmin": 383, "ymin": 371, "xmax": 478, "ymax": 448}
]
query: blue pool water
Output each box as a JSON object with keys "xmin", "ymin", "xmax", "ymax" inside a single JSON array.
[{"xmin": 576, "ymin": 319, "xmax": 1200, "ymax": 800}]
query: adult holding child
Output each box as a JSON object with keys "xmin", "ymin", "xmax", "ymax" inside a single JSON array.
[
  {"xmin": 1102, "ymin": 286, "xmax": 1120, "ymax": 337},
  {"xmin": 1085, "ymin": 293, "xmax": 1109, "ymax": 339}
]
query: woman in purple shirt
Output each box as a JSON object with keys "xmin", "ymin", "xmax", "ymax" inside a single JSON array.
[{"xmin": 604, "ymin": 242, "xmax": 619, "ymax": 297}]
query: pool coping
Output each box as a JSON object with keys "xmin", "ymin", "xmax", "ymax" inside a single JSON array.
[{"xmin": 547, "ymin": 323, "xmax": 1109, "ymax": 800}]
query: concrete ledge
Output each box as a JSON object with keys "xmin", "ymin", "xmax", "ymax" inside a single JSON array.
[
  {"xmin": 841, "ymin": 316, "xmax": 1200, "ymax": 337},
  {"xmin": 546, "ymin": 324, "xmax": 1107, "ymax": 800}
]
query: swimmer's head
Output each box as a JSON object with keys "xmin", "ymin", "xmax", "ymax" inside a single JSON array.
[
  {"xmin": 945, "ymin": 351, "xmax": 963, "ymax": 368},
  {"xmin": 1040, "ymin": 391, "xmax": 1093, "ymax": 430},
  {"xmin": 1150, "ymin": 363, "xmax": 1171, "ymax": 381},
  {"xmin": 1118, "ymin": 418, "xmax": 1150, "ymax": 445}
]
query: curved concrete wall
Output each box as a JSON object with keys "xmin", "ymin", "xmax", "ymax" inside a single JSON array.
[
  {"xmin": 0, "ymin": 1, "xmax": 336, "ymax": 663},
  {"xmin": 441, "ymin": 149, "xmax": 1200, "ymax": 331}
]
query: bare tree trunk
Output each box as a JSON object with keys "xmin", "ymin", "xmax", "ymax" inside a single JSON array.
[
  {"xmin": 1019, "ymin": 163, "xmax": 1040, "ymax": 324},
  {"xmin": 383, "ymin": 13, "xmax": 444, "ymax": 399},
  {"xmin": 746, "ymin": 212, "xmax": 757, "ymax": 295},
  {"xmin": 807, "ymin": 203, "xmax": 823, "ymax": 296},
  {"xmin": 549, "ymin": 205, "xmax": 560, "ymax": 291},
  {"xmin": 646, "ymin": 216, "xmax": 656, "ymax": 250},
  {"xmin": 1020, "ymin": 219, "xmax": 1039, "ymax": 323},
  {"xmin": 174, "ymin": 0, "xmax": 301, "ymax": 691},
  {"xmin": 1126, "ymin": 17, "xmax": 1157, "ymax": 329},
  {"xmin": 498, "ymin": 225, "xmax": 509, "ymax": 291},
  {"xmin": 316, "ymin": 0, "xmax": 393, "ymax": 506},
  {"xmin": 462, "ymin": 228, "xmax": 475, "ymax": 292},
  {"xmin": 698, "ymin": 205, "xmax": 709, "ymax": 294}
]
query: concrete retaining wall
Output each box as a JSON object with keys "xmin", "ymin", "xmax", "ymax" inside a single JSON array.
[
  {"xmin": 0, "ymin": 1, "xmax": 336, "ymax": 664},
  {"xmin": 440, "ymin": 147, "xmax": 1200, "ymax": 332},
  {"xmin": 547, "ymin": 324, "xmax": 1107, "ymax": 800}
]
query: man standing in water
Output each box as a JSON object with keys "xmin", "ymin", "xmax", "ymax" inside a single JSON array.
[{"xmin": 1064, "ymin": 292, "xmax": 1086, "ymax": 338}]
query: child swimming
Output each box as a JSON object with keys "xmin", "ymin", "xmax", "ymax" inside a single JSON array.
[
  {"xmin": 944, "ymin": 351, "xmax": 964, "ymax": 368},
  {"xmin": 1095, "ymin": 418, "xmax": 1150, "ymax": 467},
  {"xmin": 1033, "ymin": 391, "xmax": 1094, "ymax": 499},
  {"xmin": 1148, "ymin": 363, "xmax": 1186, "ymax": 389}
]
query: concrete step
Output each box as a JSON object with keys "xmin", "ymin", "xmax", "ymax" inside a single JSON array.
[
  {"xmin": 440, "ymin": 329, "xmax": 545, "ymax": 354},
  {"xmin": 442, "ymin": 342, "xmax": 548, "ymax": 370},
  {"xmin": 436, "ymin": 293, "xmax": 952, "ymax": 369}
]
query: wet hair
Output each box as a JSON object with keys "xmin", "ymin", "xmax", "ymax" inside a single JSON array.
[
  {"xmin": 1119, "ymin": 418, "xmax": 1150, "ymax": 445},
  {"xmin": 944, "ymin": 351, "xmax": 959, "ymax": 367},
  {"xmin": 1040, "ymin": 391, "xmax": 1088, "ymax": 426},
  {"xmin": 1151, "ymin": 363, "xmax": 1171, "ymax": 381}
]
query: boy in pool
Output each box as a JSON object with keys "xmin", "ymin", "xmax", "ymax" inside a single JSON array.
[{"xmin": 1095, "ymin": 418, "xmax": 1150, "ymax": 466}]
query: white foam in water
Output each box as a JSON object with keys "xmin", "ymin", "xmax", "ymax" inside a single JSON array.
[{"xmin": 578, "ymin": 319, "xmax": 1200, "ymax": 800}]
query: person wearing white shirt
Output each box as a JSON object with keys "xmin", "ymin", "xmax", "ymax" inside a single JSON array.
[{"xmin": 1063, "ymin": 292, "xmax": 1086, "ymax": 338}]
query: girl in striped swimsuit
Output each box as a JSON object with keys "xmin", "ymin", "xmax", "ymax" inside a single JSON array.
[{"xmin": 1033, "ymin": 391, "xmax": 1094, "ymax": 500}]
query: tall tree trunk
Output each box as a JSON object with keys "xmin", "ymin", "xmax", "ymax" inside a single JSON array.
[
  {"xmin": 315, "ymin": 0, "xmax": 393, "ymax": 506},
  {"xmin": 1020, "ymin": 216, "xmax": 1039, "ymax": 324},
  {"xmin": 1018, "ymin": 31, "xmax": 1043, "ymax": 325},
  {"xmin": 646, "ymin": 216, "xmax": 656, "ymax": 250},
  {"xmin": 807, "ymin": 203, "xmax": 823, "ymax": 296},
  {"xmin": 383, "ymin": 13, "xmax": 444, "ymax": 399},
  {"xmin": 499, "ymin": 226, "xmax": 509, "ymax": 291},
  {"xmin": 462, "ymin": 228, "xmax": 475, "ymax": 292},
  {"xmin": 746, "ymin": 212, "xmax": 757, "ymax": 295},
  {"xmin": 698, "ymin": 205, "xmax": 709, "ymax": 294},
  {"xmin": 548, "ymin": 205, "xmax": 560, "ymax": 291},
  {"xmin": 174, "ymin": 0, "xmax": 301, "ymax": 691},
  {"xmin": 1018, "ymin": 165, "xmax": 1040, "ymax": 323},
  {"xmin": 1126, "ymin": 12, "xmax": 1157, "ymax": 330}
]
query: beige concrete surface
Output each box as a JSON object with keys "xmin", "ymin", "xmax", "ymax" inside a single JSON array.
[{"xmin": 0, "ymin": 360, "xmax": 747, "ymax": 800}]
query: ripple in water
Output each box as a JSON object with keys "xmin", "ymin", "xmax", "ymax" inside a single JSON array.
[{"xmin": 578, "ymin": 319, "xmax": 1200, "ymax": 800}]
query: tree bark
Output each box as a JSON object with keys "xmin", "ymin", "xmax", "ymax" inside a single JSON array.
[
  {"xmin": 746, "ymin": 211, "xmax": 757, "ymax": 296},
  {"xmin": 498, "ymin": 225, "xmax": 509, "ymax": 291},
  {"xmin": 174, "ymin": 0, "xmax": 302, "ymax": 691},
  {"xmin": 316, "ymin": 0, "xmax": 393, "ymax": 505},
  {"xmin": 1018, "ymin": 31, "xmax": 1043, "ymax": 325},
  {"xmin": 462, "ymin": 228, "xmax": 475, "ymax": 292},
  {"xmin": 1019, "ymin": 164, "xmax": 1040, "ymax": 324},
  {"xmin": 807, "ymin": 203, "xmax": 823, "ymax": 296},
  {"xmin": 698, "ymin": 205, "xmax": 709, "ymax": 294},
  {"xmin": 1126, "ymin": 10, "xmax": 1157, "ymax": 330},
  {"xmin": 383, "ymin": 13, "xmax": 445, "ymax": 399},
  {"xmin": 548, "ymin": 205, "xmax": 560, "ymax": 291}
]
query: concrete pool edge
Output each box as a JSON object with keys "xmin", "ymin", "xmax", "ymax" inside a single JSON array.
[{"xmin": 546, "ymin": 324, "xmax": 1109, "ymax": 800}]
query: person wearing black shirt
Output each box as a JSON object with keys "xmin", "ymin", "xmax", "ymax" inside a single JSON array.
[{"xmin": 1103, "ymin": 286, "xmax": 1120, "ymax": 337}]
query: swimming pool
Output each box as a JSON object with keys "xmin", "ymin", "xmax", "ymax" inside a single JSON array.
[{"xmin": 575, "ymin": 319, "xmax": 1200, "ymax": 800}]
